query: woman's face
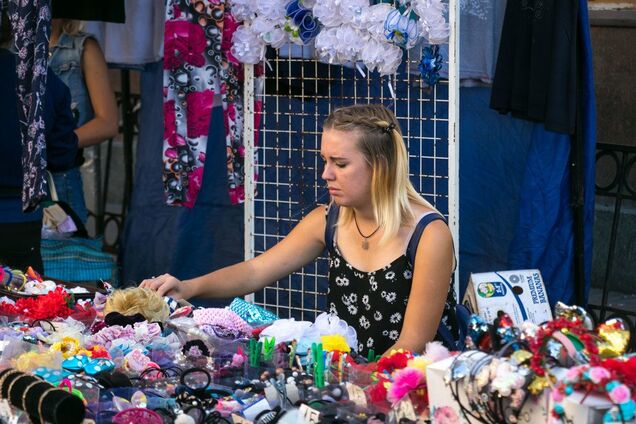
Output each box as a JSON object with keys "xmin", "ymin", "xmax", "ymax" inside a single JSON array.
[{"xmin": 320, "ymin": 129, "xmax": 372, "ymax": 208}]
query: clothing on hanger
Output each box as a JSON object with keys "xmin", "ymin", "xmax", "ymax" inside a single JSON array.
[
  {"xmin": 8, "ymin": 0, "xmax": 51, "ymax": 211},
  {"xmin": 490, "ymin": 0, "xmax": 578, "ymax": 134},
  {"xmin": 84, "ymin": 0, "xmax": 164, "ymax": 67},
  {"xmin": 51, "ymin": 0, "xmax": 125, "ymax": 23},
  {"xmin": 162, "ymin": 0, "xmax": 263, "ymax": 207}
]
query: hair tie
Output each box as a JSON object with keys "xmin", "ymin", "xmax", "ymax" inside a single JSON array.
[{"xmin": 382, "ymin": 123, "xmax": 396, "ymax": 134}]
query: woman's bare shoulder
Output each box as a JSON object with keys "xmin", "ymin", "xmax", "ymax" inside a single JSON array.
[{"xmin": 409, "ymin": 202, "xmax": 442, "ymax": 224}]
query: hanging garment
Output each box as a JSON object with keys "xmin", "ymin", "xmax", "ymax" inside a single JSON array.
[
  {"xmin": 490, "ymin": 0, "xmax": 578, "ymax": 134},
  {"xmin": 162, "ymin": 1, "xmax": 262, "ymax": 207},
  {"xmin": 51, "ymin": 0, "xmax": 125, "ymax": 23},
  {"xmin": 85, "ymin": 0, "xmax": 165, "ymax": 67},
  {"xmin": 501, "ymin": 0, "xmax": 596, "ymax": 306},
  {"xmin": 7, "ymin": 0, "xmax": 52, "ymax": 211}
]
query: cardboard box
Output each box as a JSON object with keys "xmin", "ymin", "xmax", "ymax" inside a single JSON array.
[
  {"xmin": 427, "ymin": 355, "xmax": 550, "ymax": 424},
  {"xmin": 463, "ymin": 269, "xmax": 552, "ymax": 326}
]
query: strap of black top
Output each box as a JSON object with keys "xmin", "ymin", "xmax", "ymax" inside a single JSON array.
[
  {"xmin": 406, "ymin": 212, "xmax": 465, "ymax": 350},
  {"xmin": 406, "ymin": 212, "xmax": 446, "ymax": 266},
  {"xmin": 324, "ymin": 203, "xmax": 340, "ymax": 253}
]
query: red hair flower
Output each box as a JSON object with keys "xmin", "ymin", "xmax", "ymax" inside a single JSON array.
[{"xmin": 376, "ymin": 350, "xmax": 413, "ymax": 374}]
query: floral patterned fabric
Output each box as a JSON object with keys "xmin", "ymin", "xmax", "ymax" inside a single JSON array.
[
  {"xmin": 7, "ymin": 0, "xmax": 52, "ymax": 211},
  {"xmin": 162, "ymin": 0, "xmax": 262, "ymax": 207},
  {"xmin": 327, "ymin": 212, "xmax": 457, "ymax": 355}
]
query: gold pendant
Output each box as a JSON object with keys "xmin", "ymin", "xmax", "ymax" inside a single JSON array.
[{"xmin": 362, "ymin": 239, "xmax": 369, "ymax": 250}]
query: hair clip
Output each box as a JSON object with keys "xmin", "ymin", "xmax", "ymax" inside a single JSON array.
[
  {"xmin": 382, "ymin": 123, "xmax": 396, "ymax": 134},
  {"xmin": 183, "ymin": 340, "xmax": 210, "ymax": 358},
  {"xmin": 139, "ymin": 365, "xmax": 183, "ymax": 381}
]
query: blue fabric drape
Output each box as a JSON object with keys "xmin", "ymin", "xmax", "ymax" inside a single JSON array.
[
  {"xmin": 507, "ymin": 126, "xmax": 574, "ymax": 305},
  {"xmin": 578, "ymin": 0, "xmax": 596, "ymax": 305},
  {"xmin": 466, "ymin": 0, "xmax": 598, "ymax": 307},
  {"xmin": 457, "ymin": 87, "xmax": 534, "ymax": 299}
]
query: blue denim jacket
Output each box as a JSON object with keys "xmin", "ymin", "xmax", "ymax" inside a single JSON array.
[
  {"xmin": 49, "ymin": 32, "xmax": 95, "ymax": 127},
  {"xmin": 48, "ymin": 32, "xmax": 94, "ymax": 223}
]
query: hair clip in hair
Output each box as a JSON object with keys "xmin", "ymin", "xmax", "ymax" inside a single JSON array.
[{"xmin": 382, "ymin": 123, "xmax": 396, "ymax": 134}]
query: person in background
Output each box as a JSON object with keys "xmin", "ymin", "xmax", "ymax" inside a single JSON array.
[
  {"xmin": 142, "ymin": 104, "xmax": 457, "ymax": 356},
  {"xmin": 48, "ymin": 18, "xmax": 118, "ymax": 223},
  {"xmin": 0, "ymin": 11, "xmax": 78, "ymax": 273}
]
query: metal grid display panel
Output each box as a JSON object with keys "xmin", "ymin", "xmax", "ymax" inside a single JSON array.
[{"xmin": 252, "ymin": 47, "xmax": 452, "ymax": 321}]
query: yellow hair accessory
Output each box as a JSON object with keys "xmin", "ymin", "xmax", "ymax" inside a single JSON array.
[
  {"xmin": 104, "ymin": 287, "xmax": 169, "ymax": 323},
  {"xmin": 320, "ymin": 334, "xmax": 351, "ymax": 353},
  {"xmin": 14, "ymin": 350, "xmax": 62, "ymax": 372},
  {"xmin": 406, "ymin": 356, "xmax": 431, "ymax": 374},
  {"xmin": 76, "ymin": 349, "xmax": 93, "ymax": 358},
  {"xmin": 50, "ymin": 336, "xmax": 80, "ymax": 359}
]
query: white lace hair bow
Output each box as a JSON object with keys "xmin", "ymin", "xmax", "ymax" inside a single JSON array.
[{"xmin": 231, "ymin": 25, "xmax": 267, "ymax": 64}]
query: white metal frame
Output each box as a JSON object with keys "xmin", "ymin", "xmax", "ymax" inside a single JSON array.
[{"xmin": 243, "ymin": 0, "xmax": 460, "ymax": 315}]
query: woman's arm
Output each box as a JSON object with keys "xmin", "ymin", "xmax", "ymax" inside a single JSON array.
[
  {"xmin": 76, "ymin": 38, "xmax": 118, "ymax": 148},
  {"xmin": 384, "ymin": 220, "xmax": 454, "ymax": 354},
  {"xmin": 141, "ymin": 206, "xmax": 328, "ymax": 299}
]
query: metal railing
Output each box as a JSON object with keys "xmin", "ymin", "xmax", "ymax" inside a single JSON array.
[
  {"xmin": 87, "ymin": 69, "xmax": 140, "ymax": 252},
  {"xmin": 588, "ymin": 143, "xmax": 636, "ymax": 351}
]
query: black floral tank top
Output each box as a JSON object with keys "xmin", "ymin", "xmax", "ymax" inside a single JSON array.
[{"xmin": 325, "ymin": 206, "xmax": 457, "ymax": 355}]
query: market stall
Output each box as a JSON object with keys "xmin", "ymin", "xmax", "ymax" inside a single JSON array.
[{"xmin": 0, "ymin": 266, "xmax": 634, "ymax": 423}]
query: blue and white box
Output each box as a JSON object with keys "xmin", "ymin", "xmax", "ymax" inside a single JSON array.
[{"xmin": 463, "ymin": 269, "xmax": 553, "ymax": 326}]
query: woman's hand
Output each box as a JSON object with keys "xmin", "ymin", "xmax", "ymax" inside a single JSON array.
[{"xmin": 139, "ymin": 274, "xmax": 190, "ymax": 299}]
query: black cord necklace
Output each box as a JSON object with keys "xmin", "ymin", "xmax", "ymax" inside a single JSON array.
[{"xmin": 352, "ymin": 210, "xmax": 380, "ymax": 250}]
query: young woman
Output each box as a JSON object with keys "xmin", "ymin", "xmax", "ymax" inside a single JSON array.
[
  {"xmin": 48, "ymin": 19, "xmax": 118, "ymax": 223},
  {"xmin": 141, "ymin": 104, "xmax": 456, "ymax": 355}
]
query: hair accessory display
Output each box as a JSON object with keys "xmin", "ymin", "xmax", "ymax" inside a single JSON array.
[
  {"xmin": 528, "ymin": 317, "xmax": 599, "ymax": 378},
  {"xmin": 104, "ymin": 288, "xmax": 170, "ymax": 323},
  {"xmin": 112, "ymin": 408, "xmax": 163, "ymax": 424},
  {"xmin": 383, "ymin": 9, "xmax": 419, "ymax": 49},
  {"xmin": 192, "ymin": 308, "xmax": 253, "ymax": 336},
  {"xmin": 3, "ymin": 264, "xmax": 636, "ymax": 424},
  {"xmin": 418, "ymin": 45, "xmax": 443, "ymax": 87},
  {"xmin": 104, "ymin": 311, "xmax": 147, "ymax": 327},
  {"xmin": 229, "ymin": 297, "xmax": 279, "ymax": 327},
  {"xmin": 550, "ymin": 363, "xmax": 636, "ymax": 424},
  {"xmin": 284, "ymin": 0, "xmax": 321, "ymax": 45},
  {"xmin": 87, "ymin": 321, "xmax": 162, "ymax": 349},
  {"xmin": 229, "ymin": 0, "xmax": 449, "ymax": 76},
  {"xmin": 183, "ymin": 340, "xmax": 211, "ymax": 358},
  {"xmin": 50, "ymin": 336, "xmax": 81, "ymax": 359},
  {"xmin": 0, "ymin": 286, "xmax": 73, "ymax": 321},
  {"xmin": 0, "ymin": 368, "xmax": 85, "ymax": 424},
  {"xmin": 14, "ymin": 350, "xmax": 63, "ymax": 372}
]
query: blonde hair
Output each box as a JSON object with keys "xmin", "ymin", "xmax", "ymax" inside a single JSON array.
[
  {"xmin": 323, "ymin": 104, "xmax": 438, "ymax": 244},
  {"xmin": 104, "ymin": 288, "xmax": 170, "ymax": 323}
]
